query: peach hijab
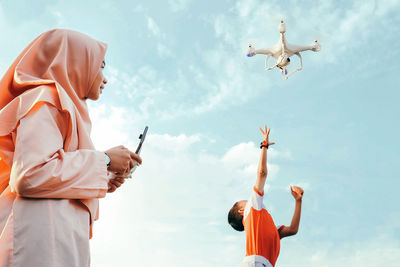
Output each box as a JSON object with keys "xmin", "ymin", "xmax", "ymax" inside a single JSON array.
[{"xmin": 0, "ymin": 29, "xmax": 107, "ymax": 221}]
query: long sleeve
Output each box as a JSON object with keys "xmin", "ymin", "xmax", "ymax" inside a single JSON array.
[{"xmin": 9, "ymin": 103, "xmax": 109, "ymax": 199}]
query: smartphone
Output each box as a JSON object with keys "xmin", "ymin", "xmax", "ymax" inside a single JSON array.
[{"xmin": 128, "ymin": 126, "xmax": 148, "ymax": 176}]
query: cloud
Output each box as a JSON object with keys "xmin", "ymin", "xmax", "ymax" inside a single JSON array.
[
  {"xmin": 147, "ymin": 16, "xmax": 161, "ymax": 37},
  {"xmin": 99, "ymin": 65, "xmax": 167, "ymax": 120},
  {"xmin": 157, "ymin": 43, "xmax": 173, "ymax": 58},
  {"xmin": 88, "ymin": 103, "xmax": 132, "ymax": 149},
  {"xmin": 168, "ymin": 0, "xmax": 191, "ymax": 12},
  {"xmin": 221, "ymin": 141, "xmax": 283, "ymax": 182},
  {"xmin": 147, "ymin": 133, "xmax": 201, "ymax": 152},
  {"xmin": 283, "ymin": 236, "xmax": 400, "ymax": 267},
  {"xmin": 101, "ymin": 58, "xmax": 267, "ymax": 119}
]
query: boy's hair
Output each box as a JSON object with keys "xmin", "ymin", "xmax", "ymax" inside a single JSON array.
[{"xmin": 228, "ymin": 202, "xmax": 244, "ymax": 231}]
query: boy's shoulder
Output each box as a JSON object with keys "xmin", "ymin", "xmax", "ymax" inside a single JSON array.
[{"xmin": 244, "ymin": 187, "xmax": 265, "ymax": 218}]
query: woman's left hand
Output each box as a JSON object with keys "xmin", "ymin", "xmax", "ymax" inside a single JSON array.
[{"xmin": 107, "ymin": 175, "xmax": 126, "ymax": 193}]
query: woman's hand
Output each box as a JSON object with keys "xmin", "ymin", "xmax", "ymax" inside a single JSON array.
[
  {"xmin": 107, "ymin": 175, "xmax": 126, "ymax": 193},
  {"xmin": 105, "ymin": 145, "xmax": 142, "ymax": 174}
]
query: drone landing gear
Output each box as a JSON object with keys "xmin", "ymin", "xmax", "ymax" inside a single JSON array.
[
  {"xmin": 283, "ymin": 53, "xmax": 303, "ymax": 80},
  {"xmin": 264, "ymin": 55, "xmax": 278, "ymax": 71}
]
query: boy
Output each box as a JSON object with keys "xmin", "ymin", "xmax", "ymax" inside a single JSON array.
[{"xmin": 228, "ymin": 125, "xmax": 304, "ymax": 267}]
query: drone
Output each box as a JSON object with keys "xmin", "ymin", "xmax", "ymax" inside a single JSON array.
[{"xmin": 246, "ymin": 20, "xmax": 321, "ymax": 80}]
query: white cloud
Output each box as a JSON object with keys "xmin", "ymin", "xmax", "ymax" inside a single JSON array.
[
  {"xmin": 221, "ymin": 141, "xmax": 283, "ymax": 181},
  {"xmin": 190, "ymin": 46, "xmax": 268, "ymax": 115},
  {"xmin": 147, "ymin": 133, "xmax": 201, "ymax": 152},
  {"xmin": 285, "ymin": 237, "xmax": 400, "ymax": 267},
  {"xmin": 222, "ymin": 142, "xmax": 258, "ymax": 165},
  {"xmin": 49, "ymin": 10, "xmax": 65, "ymax": 26},
  {"xmin": 214, "ymin": 15, "xmax": 235, "ymax": 44},
  {"xmin": 88, "ymin": 104, "xmax": 131, "ymax": 149},
  {"xmin": 168, "ymin": 0, "xmax": 191, "ymax": 12},
  {"xmin": 132, "ymin": 4, "xmax": 146, "ymax": 13},
  {"xmin": 102, "ymin": 60, "xmax": 266, "ymax": 119},
  {"xmin": 147, "ymin": 16, "xmax": 161, "ymax": 37},
  {"xmin": 157, "ymin": 43, "xmax": 173, "ymax": 58}
]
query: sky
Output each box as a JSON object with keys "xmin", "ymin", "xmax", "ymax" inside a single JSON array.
[{"xmin": 1, "ymin": 0, "xmax": 400, "ymax": 266}]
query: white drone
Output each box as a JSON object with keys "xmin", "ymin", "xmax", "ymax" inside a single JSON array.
[{"xmin": 247, "ymin": 20, "xmax": 321, "ymax": 80}]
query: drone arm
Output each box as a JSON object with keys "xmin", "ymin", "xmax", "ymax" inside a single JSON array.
[
  {"xmin": 280, "ymin": 33, "xmax": 286, "ymax": 53},
  {"xmin": 254, "ymin": 48, "xmax": 273, "ymax": 56},
  {"xmin": 287, "ymin": 43, "xmax": 315, "ymax": 53},
  {"xmin": 285, "ymin": 53, "xmax": 303, "ymax": 79}
]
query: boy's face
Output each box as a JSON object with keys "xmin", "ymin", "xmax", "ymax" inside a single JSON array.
[{"xmin": 237, "ymin": 200, "xmax": 247, "ymax": 216}]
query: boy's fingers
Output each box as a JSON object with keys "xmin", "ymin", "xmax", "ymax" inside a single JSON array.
[
  {"xmin": 269, "ymin": 142, "xmax": 275, "ymax": 146},
  {"xmin": 293, "ymin": 186, "xmax": 303, "ymax": 192},
  {"xmin": 293, "ymin": 187, "xmax": 304, "ymax": 196},
  {"xmin": 259, "ymin": 127, "xmax": 265, "ymax": 135}
]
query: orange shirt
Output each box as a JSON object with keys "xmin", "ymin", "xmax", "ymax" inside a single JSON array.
[{"xmin": 243, "ymin": 187, "xmax": 283, "ymax": 267}]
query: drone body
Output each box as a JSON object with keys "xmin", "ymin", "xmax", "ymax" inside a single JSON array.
[{"xmin": 247, "ymin": 20, "xmax": 321, "ymax": 79}]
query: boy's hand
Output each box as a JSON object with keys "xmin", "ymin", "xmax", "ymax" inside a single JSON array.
[
  {"xmin": 290, "ymin": 186, "xmax": 304, "ymax": 201},
  {"xmin": 259, "ymin": 125, "xmax": 275, "ymax": 147}
]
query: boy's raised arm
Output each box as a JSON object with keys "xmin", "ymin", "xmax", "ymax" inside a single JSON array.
[
  {"xmin": 279, "ymin": 186, "xmax": 304, "ymax": 239},
  {"xmin": 255, "ymin": 125, "xmax": 275, "ymax": 194}
]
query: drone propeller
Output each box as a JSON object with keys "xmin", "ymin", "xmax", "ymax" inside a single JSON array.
[
  {"xmin": 269, "ymin": 15, "xmax": 285, "ymax": 25},
  {"xmin": 313, "ymin": 30, "xmax": 326, "ymax": 44}
]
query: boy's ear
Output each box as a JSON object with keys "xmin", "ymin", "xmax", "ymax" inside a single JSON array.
[{"xmin": 238, "ymin": 208, "xmax": 245, "ymax": 216}]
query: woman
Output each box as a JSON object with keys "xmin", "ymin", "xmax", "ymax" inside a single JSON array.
[{"xmin": 0, "ymin": 29, "xmax": 142, "ymax": 266}]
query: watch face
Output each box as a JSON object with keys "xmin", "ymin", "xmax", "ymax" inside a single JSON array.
[{"xmin": 105, "ymin": 153, "xmax": 111, "ymax": 165}]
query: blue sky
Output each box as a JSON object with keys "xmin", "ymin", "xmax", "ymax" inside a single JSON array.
[{"xmin": 1, "ymin": 0, "xmax": 399, "ymax": 266}]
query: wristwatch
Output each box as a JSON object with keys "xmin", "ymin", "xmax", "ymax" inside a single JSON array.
[
  {"xmin": 104, "ymin": 152, "xmax": 111, "ymax": 167},
  {"xmin": 260, "ymin": 140, "xmax": 269, "ymax": 149}
]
